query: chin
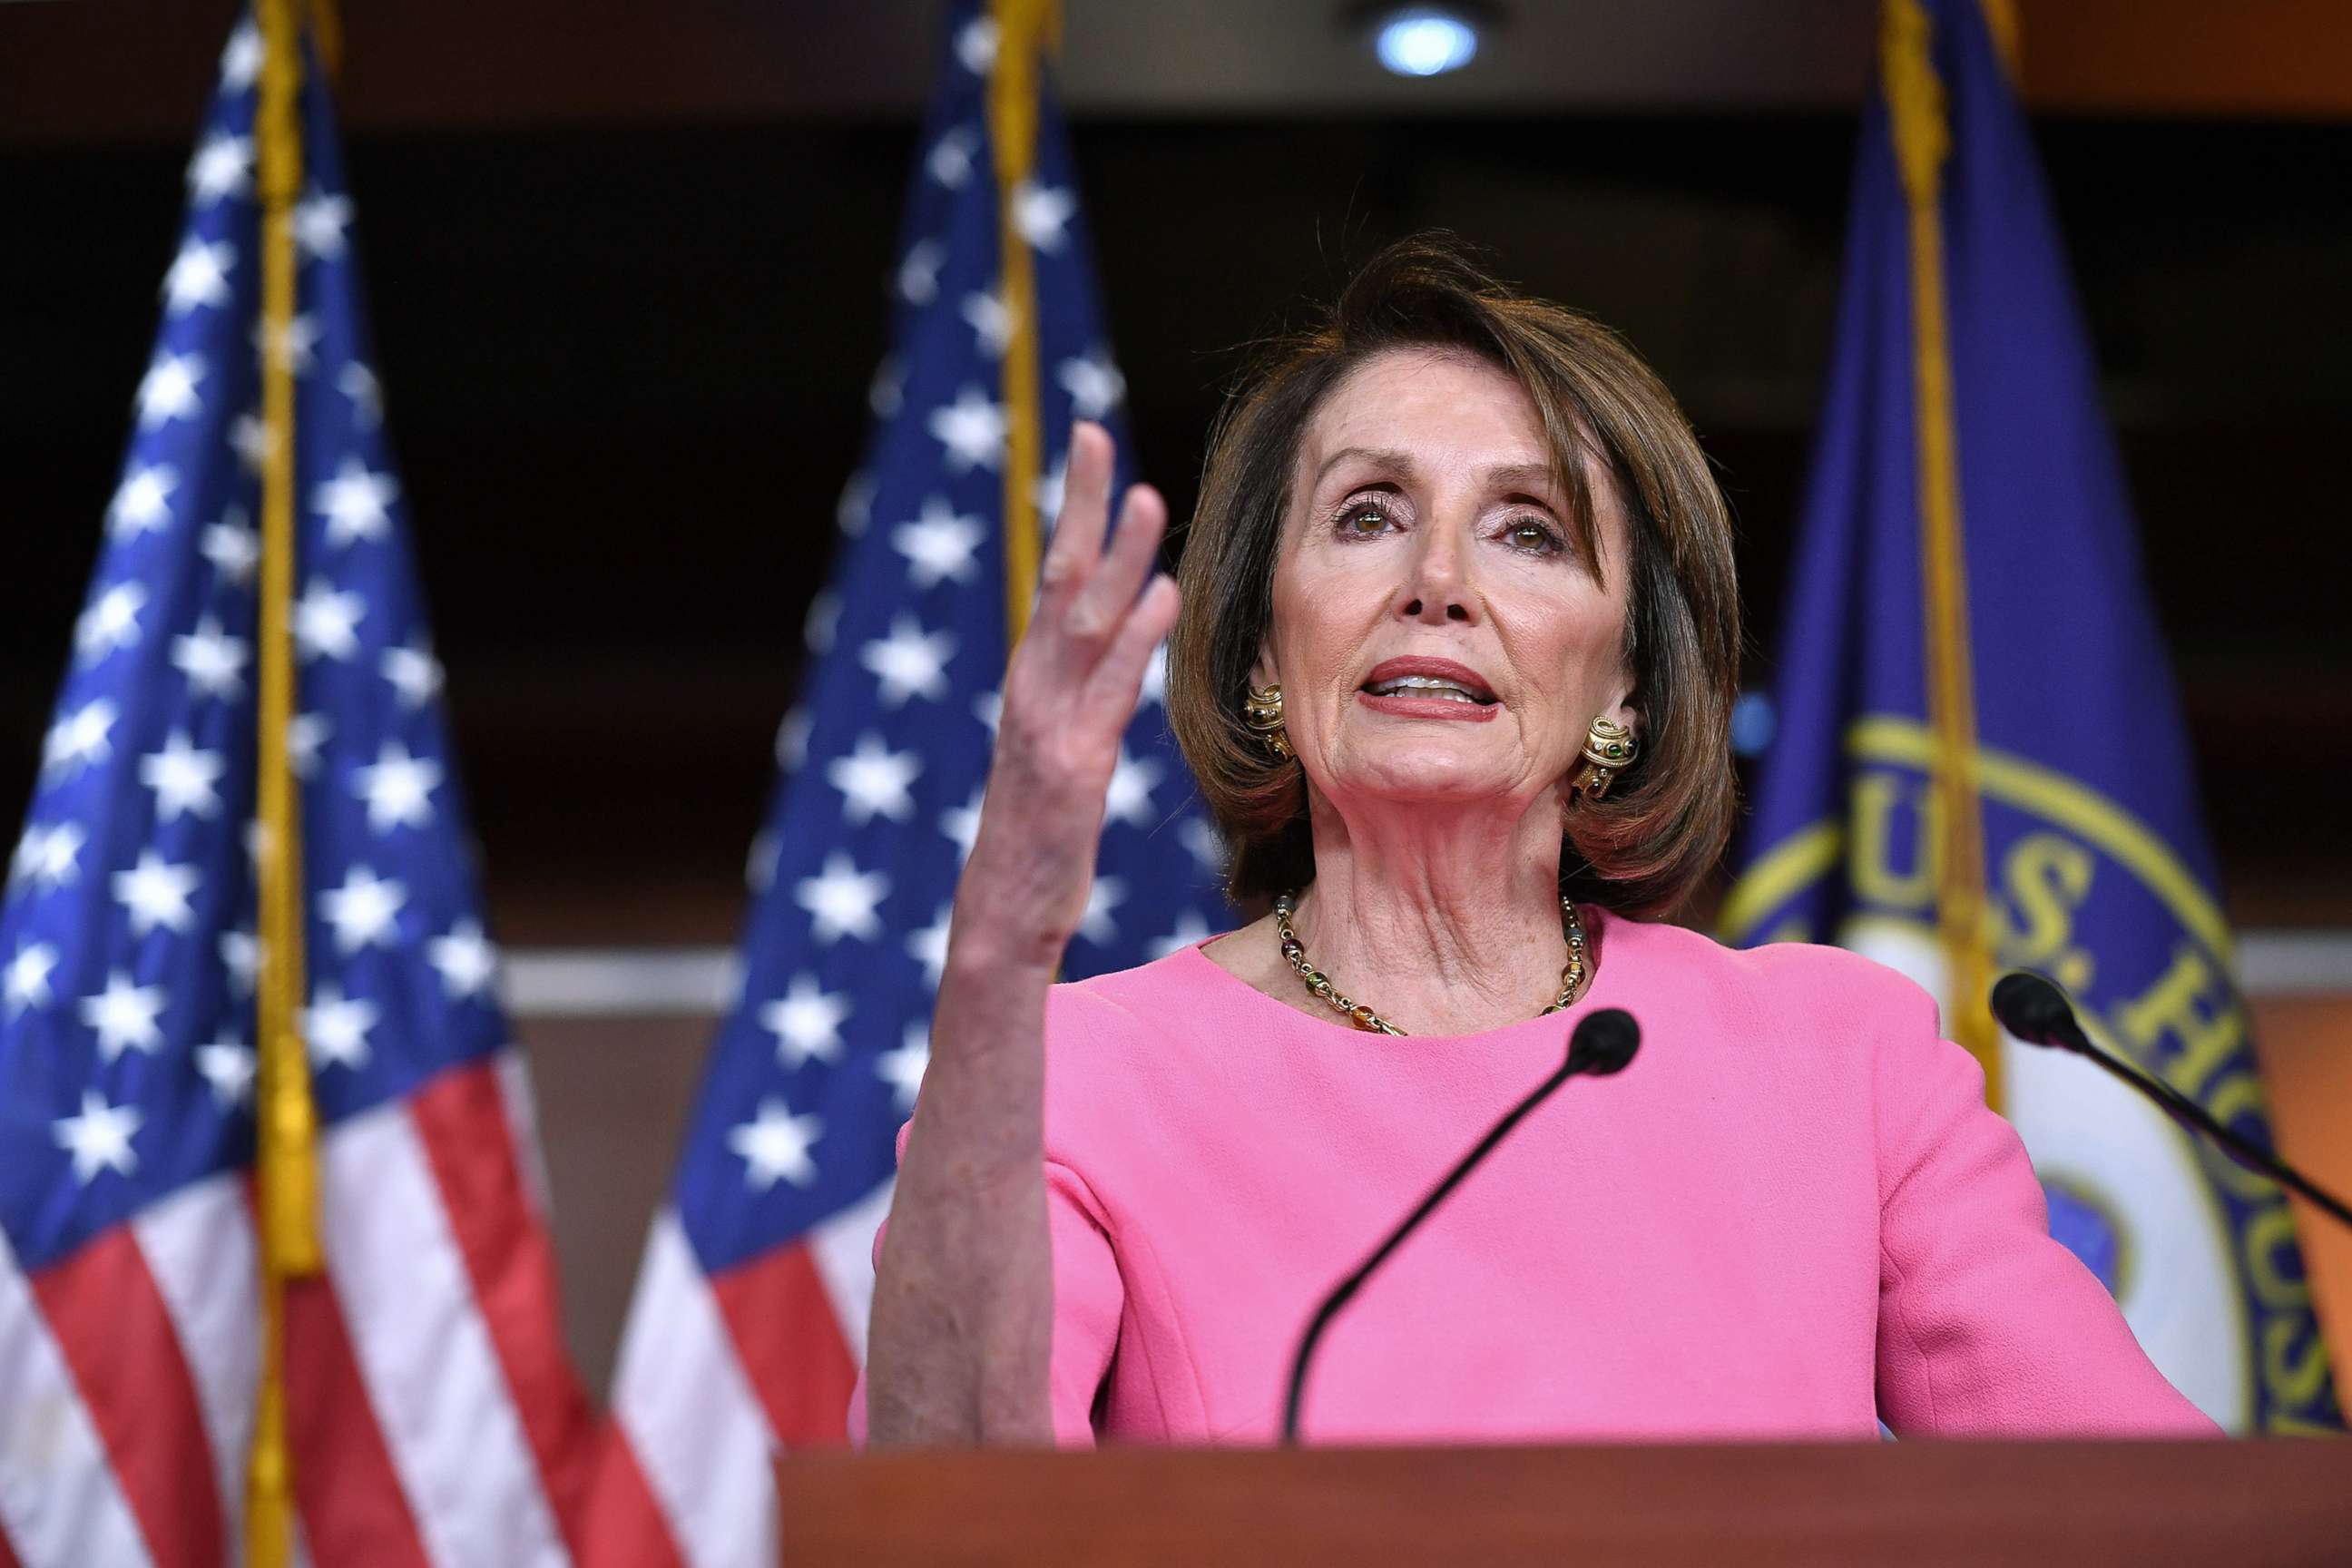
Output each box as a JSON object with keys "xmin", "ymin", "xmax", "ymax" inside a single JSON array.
[{"xmin": 1330, "ymin": 741, "xmax": 1515, "ymax": 806}]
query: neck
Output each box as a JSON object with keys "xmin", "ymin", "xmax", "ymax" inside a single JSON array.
[{"xmin": 1293, "ymin": 786, "xmax": 1573, "ymax": 1034}]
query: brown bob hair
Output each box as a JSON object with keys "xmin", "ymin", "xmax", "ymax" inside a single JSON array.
[{"xmin": 1165, "ymin": 233, "xmax": 1740, "ymax": 918}]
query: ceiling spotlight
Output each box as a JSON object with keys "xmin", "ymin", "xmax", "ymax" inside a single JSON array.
[{"xmin": 1367, "ymin": 5, "xmax": 1485, "ymax": 78}]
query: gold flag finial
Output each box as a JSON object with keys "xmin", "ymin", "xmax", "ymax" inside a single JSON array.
[{"xmin": 1978, "ymin": 0, "xmax": 2022, "ymax": 83}]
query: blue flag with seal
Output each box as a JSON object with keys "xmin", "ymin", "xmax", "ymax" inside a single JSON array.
[{"xmin": 1722, "ymin": 0, "xmax": 2337, "ymax": 1434}]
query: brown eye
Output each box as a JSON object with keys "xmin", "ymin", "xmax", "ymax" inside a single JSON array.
[
  {"xmin": 1337, "ymin": 502, "xmax": 1394, "ymax": 536},
  {"xmin": 1505, "ymin": 517, "xmax": 1563, "ymax": 554}
]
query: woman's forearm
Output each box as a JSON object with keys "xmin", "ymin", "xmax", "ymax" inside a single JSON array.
[
  {"xmin": 862, "ymin": 419, "xmax": 1174, "ymax": 1446},
  {"xmin": 864, "ymin": 934, "xmax": 1058, "ymax": 1445}
]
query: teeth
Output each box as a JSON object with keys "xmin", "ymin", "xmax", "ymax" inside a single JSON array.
[{"xmin": 1368, "ymin": 676, "xmax": 1482, "ymax": 701}]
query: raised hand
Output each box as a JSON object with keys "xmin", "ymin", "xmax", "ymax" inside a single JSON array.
[
  {"xmin": 953, "ymin": 419, "xmax": 1179, "ymax": 970},
  {"xmin": 868, "ymin": 419, "xmax": 1175, "ymax": 1445}
]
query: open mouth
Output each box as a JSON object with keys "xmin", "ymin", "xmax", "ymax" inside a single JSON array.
[{"xmin": 1358, "ymin": 674, "xmax": 1496, "ymax": 706}]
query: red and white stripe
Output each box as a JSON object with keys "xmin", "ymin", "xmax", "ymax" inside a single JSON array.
[
  {"xmin": 601, "ymin": 1180, "xmax": 891, "ymax": 1568},
  {"xmin": 131, "ymin": 1174, "xmax": 260, "ymax": 1565},
  {"xmin": 0, "ymin": 1050, "xmax": 603, "ymax": 1568},
  {"xmin": 0, "ymin": 1225, "xmax": 155, "ymax": 1568}
]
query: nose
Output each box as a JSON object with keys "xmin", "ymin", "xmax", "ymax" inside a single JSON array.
[{"xmin": 1397, "ymin": 510, "xmax": 1475, "ymax": 625}]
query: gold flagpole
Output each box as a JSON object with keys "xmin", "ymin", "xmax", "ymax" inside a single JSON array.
[
  {"xmin": 1882, "ymin": 0, "xmax": 2002, "ymax": 1108},
  {"xmin": 249, "ymin": 1, "xmax": 325, "ymax": 1559},
  {"xmin": 988, "ymin": 0, "xmax": 1063, "ymax": 643}
]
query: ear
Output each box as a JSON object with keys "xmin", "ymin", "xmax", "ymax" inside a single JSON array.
[
  {"xmin": 1249, "ymin": 632, "xmax": 1279, "ymax": 691},
  {"xmin": 1602, "ymin": 679, "xmax": 1642, "ymax": 748}
]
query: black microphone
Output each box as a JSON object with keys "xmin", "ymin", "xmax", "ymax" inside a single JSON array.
[
  {"xmin": 1990, "ymin": 970, "xmax": 2352, "ymax": 1232},
  {"xmin": 1279, "ymin": 1006, "xmax": 1642, "ymax": 1444}
]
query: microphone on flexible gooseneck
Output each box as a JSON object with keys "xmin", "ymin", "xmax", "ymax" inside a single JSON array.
[
  {"xmin": 1279, "ymin": 1006, "xmax": 1642, "ymax": 1446},
  {"xmin": 1990, "ymin": 970, "xmax": 2352, "ymax": 1232}
]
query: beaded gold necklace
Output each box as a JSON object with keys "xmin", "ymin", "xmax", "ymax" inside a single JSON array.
[{"xmin": 1269, "ymin": 890, "xmax": 1591, "ymax": 1035}]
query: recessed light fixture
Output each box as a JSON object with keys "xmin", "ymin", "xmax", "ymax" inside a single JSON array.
[{"xmin": 1364, "ymin": 5, "xmax": 1487, "ymax": 79}]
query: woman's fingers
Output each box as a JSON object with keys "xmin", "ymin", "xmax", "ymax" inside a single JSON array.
[
  {"xmin": 1082, "ymin": 573, "xmax": 1180, "ymax": 722},
  {"xmin": 1062, "ymin": 482, "xmax": 1167, "ymax": 652},
  {"xmin": 996, "ymin": 420, "xmax": 1174, "ymax": 798},
  {"xmin": 1036, "ymin": 420, "xmax": 1114, "ymax": 607}
]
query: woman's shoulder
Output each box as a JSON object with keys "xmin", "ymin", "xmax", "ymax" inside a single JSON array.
[
  {"xmin": 1599, "ymin": 911, "xmax": 1942, "ymax": 1034},
  {"xmin": 1029, "ymin": 941, "xmax": 1259, "ymax": 1149},
  {"xmin": 1044, "ymin": 939, "xmax": 1231, "ymax": 1041}
]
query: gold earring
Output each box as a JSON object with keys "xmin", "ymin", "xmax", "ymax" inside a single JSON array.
[
  {"xmin": 1243, "ymin": 682, "xmax": 1292, "ymax": 760},
  {"xmin": 1574, "ymin": 716, "xmax": 1637, "ymax": 799}
]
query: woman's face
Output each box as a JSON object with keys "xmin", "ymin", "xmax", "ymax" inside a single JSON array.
[{"xmin": 1255, "ymin": 347, "xmax": 1636, "ymax": 823}]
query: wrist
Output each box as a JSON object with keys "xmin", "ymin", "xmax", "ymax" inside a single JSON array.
[
  {"xmin": 946, "ymin": 877, "xmax": 1075, "ymax": 977},
  {"xmin": 941, "ymin": 931, "xmax": 1061, "ymax": 990}
]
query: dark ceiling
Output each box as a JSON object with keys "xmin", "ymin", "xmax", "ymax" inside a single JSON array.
[{"xmin": 9, "ymin": 0, "xmax": 2352, "ymax": 140}]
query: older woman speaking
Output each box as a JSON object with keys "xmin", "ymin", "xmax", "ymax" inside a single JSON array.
[{"xmin": 860, "ymin": 236, "xmax": 2210, "ymax": 1446}]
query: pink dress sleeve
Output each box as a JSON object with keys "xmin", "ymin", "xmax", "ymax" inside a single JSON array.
[
  {"xmin": 1869, "ymin": 976, "xmax": 2220, "ymax": 1436},
  {"xmin": 846, "ymin": 1121, "xmax": 1125, "ymax": 1446}
]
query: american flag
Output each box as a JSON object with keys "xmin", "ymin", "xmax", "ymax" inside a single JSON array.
[
  {"xmin": 0, "ymin": 16, "xmax": 604, "ymax": 1564},
  {"xmin": 600, "ymin": 4, "xmax": 1230, "ymax": 1561}
]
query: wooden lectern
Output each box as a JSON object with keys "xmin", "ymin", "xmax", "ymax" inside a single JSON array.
[{"xmin": 780, "ymin": 1440, "xmax": 2350, "ymax": 1565}]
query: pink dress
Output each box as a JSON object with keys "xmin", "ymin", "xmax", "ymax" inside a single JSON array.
[{"xmin": 855, "ymin": 911, "xmax": 2213, "ymax": 1444}]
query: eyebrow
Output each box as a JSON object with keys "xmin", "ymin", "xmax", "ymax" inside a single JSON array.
[
  {"xmin": 1314, "ymin": 446, "xmax": 1562, "ymax": 497},
  {"xmin": 1314, "ymin": 446, "xmax": 1413, "ymax": 484}
]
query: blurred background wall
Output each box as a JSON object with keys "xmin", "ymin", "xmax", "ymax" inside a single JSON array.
[{"xmin": 5, "ymin": 0, "xmax": 2348, "ymax": 1391}]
